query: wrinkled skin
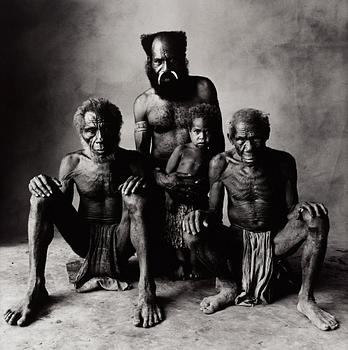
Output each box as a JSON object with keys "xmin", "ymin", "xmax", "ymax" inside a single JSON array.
[
  {"xmin": 4, "ymin": 107, "xmax": 163, "ymax": 328},
  {"xmin": 182, "ymin": 113, "xmax": 338, "ymax": 331}
]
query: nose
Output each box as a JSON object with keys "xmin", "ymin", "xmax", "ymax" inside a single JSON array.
[
  {"xmin": 244, "ymin": 140, "xmax": 253, "ymax": 151},
  {"xmin": 95, "ymin": 128, "xmax": 103, "ymax": 142},
  {"xmin": 162, "ymin": 60, "xmax": 168, "ymax": 71}
]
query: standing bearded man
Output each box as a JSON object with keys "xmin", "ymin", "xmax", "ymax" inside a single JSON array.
[
  {"xmin": 4, "ymin": 98, "xmax": 162, "ymax": 328},
  {"xmin": 134, "ymin": 31, "xmax": 225, "ymax": 185},
  {"xmin": 183, "ymin": 108, "xmax": 338, "ymax": 331}
]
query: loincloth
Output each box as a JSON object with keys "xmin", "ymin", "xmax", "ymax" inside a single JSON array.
[
  {"xmin": 235, "ymin": 229, "xmax": 274, "ymax": 306},
  {"xmin": 234, "ymin": 228, "xmax": 298, "ymax": 306},
  {"xmin": 164, "ymin": 198, "xmax": 196, "ymax": 249},
  {"xmin": 68, "ymin": 223, "xmax": 131, "ymax": 293}
]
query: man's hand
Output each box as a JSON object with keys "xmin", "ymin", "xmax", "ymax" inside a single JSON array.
[
  {"xmin": 28, "ymin": 174, "xmax": 61, "ymax": 197},
  {"xmin": 155, "ymin": 169, "xmax": 202, "ymax": 194},
  {"xmin": 298, "ymin": 202, "xmax": 328, "ymax": 218},
  {"xmin": 118, "ymin": 176, "xmax": 147, "ymax": 196},
  {"xmin": 182, "ymin": 209, "xmax": 209, "ymax": 236},
  {"xmin": 297, "ymin": 202, "xmax": 328, "ymax": 228}
]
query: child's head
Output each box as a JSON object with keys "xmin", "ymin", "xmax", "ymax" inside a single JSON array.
[{"xmin": 188, "ymin": 103, "xmax": 220, "ymax": 149}]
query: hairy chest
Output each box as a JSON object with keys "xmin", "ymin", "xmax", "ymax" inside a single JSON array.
[{"xmin": 147, "ymin": 100, "xmax": 196, "ymax": 133}]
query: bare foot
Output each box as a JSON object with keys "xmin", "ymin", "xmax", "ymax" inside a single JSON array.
[
  {"xmin": 173, "ymin": 265, "xmax": 186, "ymax": 280},
  {"xmin": 133, "ymin": 297, "xmax": 163, "ymax": 328},
  {"xmin": 200, "ymin": 288, "xmax": 237, "ymax": 314},
  {"xmin": 297, "ymin": 298, "xmax": 339, "ymax": 331},
  {"xmin": 4, "ymin": 286, "xmax": 49, "ymax": 327}
]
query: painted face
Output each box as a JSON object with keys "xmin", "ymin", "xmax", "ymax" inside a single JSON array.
[
  {"xmin": 189, "ymin": 118, "xmax": 211, "ymax": 149},
  {"xmin": 81, "ymin": 111, "xmax": 119, "ymax": 160},
  {"xmin": 151, "ymin": 37, "xmax": 185, "ymax": 86},
  {"xmin": 230, "ymin": 121, "xmax": 266, "ymax": 163}
]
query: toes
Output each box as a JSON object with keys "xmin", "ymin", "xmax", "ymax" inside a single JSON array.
[
  {"xmin": 132, "ymin": 308, "xmax": 142, "ymax": 327},
  {"xmin": 9, "ymin": 312, "xmax": 21, "ymax": 325},
  {"xmin": 4, "ymin": 310, "xmax": 14, "ymax": 323}
]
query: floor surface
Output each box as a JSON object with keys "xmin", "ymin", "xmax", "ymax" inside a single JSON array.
[{"xmin": 1, "ymin": 237, "xmax": 347, "ymax": 350}]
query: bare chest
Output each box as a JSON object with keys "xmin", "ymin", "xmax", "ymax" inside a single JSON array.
[
  {"xmin": 73, "ymin": 162, "xmax": 129, "ymax": 200},
  {"xmin": 223, "ymin": 164, "xmax": 276, "ymax": 202},
  {"xmin": 147, "ymin": 100, "xmax": 197, "ymax": 134}
]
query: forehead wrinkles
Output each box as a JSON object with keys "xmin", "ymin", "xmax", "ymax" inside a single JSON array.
[
  {"xmin": 84, "ymin": 112, "xmax": 106, "ymax": 126},
  {"xmin": 152, "ymin": 38, "xmax": 175, "ymax": 57},
  {"xmin": 234, "ymin": 122, "xmax": 260, "ymax": 137}
]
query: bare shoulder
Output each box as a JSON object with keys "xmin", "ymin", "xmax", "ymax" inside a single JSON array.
[
  {"xmin": 58, "ymin": 150, "xmax": 84, "ymax": 180},
  {"xmin": 209, "ymin": 152, "xmax": 228, "ymax": 179},
  {"xmin": 134, "ymin": 88, "xmax": 155, "ymax": 121},
  {"xmin": 192, "ymin": 76, "xmax": 218, "ymax": 102},
  {"xmin": 60, "ymin": 151, "xmax": 83, "ymax": 171}
]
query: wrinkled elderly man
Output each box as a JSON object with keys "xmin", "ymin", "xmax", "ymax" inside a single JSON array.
[
  {"xmin": 183, "ymin": 108, "xmax": 338, "ymax": 331},
  {"xmin": 4, "ymin": 98, "xmax": 162, "ymax": 328}
]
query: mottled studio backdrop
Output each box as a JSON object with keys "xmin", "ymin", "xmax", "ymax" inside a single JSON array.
[{"xmin": 1, "ymin": 0, "xmax": 347, "ymax": 244}]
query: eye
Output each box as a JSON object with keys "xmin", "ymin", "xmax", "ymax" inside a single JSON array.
[
  {"xmin": 153, "ymin": 58, "xmax": 162, "ymax": 64},
  {"xmin": 84, "ymin": 127, "xmax": 96, "ymax": 134}
]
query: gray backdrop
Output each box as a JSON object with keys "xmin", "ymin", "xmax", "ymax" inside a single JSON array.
[{"xmin": 2, "ymin": 0, "xmax": 347, "ymax": 244}]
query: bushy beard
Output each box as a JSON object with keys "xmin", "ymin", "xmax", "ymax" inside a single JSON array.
[{"xmin": 146, "ymin": 62, "xmax": 189, "ymax": 100}]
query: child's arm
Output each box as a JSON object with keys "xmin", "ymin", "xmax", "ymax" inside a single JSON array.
[{"xmin": 165, "ymin": 145, "xmax": 184, "ymax": 174}]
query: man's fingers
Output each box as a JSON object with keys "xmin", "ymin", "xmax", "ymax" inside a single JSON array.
[
  {"xmin": 301, "ymin": 202, "xmax": 314, "ymax": 217},
  {"xmin": 318, "ymin": 203, "xmax": 328, "ymax": 215},
  {"xmin": 131, "ymin": 178, "xmax": 145, "ymax": 193},
  {"xmin": 38, "ymin": 175, "xmax": 53, "ymax": 194},
  {"xmin": 29, "ymin": 179, "xmax": 46, "ymax": 197},
  {"xmin": 123, "ymin": 176, "xmax": 140, "ymax": 195},
  {"xmin": 310, "ymin": 203, "xmax": 322, "ymax": 217},
  {"xmin": 119, "ymin": 176, "xmax": 135, "ymax": 194},
  {"xmin": 52, "ymin": 177, "xmax": 62, "ymax": 187},
  {"xmin": 194, "ymin": 210, "xmax": 201, "ymax": 233},
  {"xmin": 188, "ymin": 212, "xmax": 198, "ymax": 236}
]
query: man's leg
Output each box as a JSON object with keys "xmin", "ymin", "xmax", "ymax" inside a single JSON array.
[
  {"xmin": 4, "ymin": 189, "xmax": 88, "ymax": 327},
  {"xmin": 121, "ymin": 193, "xmax": 163, "ymax": 328},
  {"xmin": 184, "ymin": 226, "xmax": 240, "ymax": 314},
  {"xmin": 273, "ymin": 205, "xmax": 338, "ymax": 330}
]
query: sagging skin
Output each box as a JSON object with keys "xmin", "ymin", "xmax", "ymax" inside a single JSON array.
[
  {"xmin": 182, "ymin": 108, "xmax": 338, "ymax": 331},
  {"xmin": 134, "ymin": 31, "xmax": 225, "ymax": 196},
  {"xmin": 3, "ymin": 98, "xmax": 163, "ymax": 328}
]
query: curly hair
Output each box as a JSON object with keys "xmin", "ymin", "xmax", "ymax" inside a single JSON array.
[
  {"xmin": 188, "ymin": 103, "xmax": 220, "ymax": 130},
  {"xmin": 227, "ymin": 108, "xmax": 270, "ymax": 139},
  {"xmin": 73, "ymin": 98, "xmax": 123, "ymax": 133},
  {"xmin": 140, "ymin": 31, "xmax": 187, "ymax": 59}
]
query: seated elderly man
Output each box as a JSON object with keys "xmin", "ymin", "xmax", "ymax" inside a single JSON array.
[
  {"xmin": 183, "ymin": 108, "xmax": 338, "ymax": 331},
  {"xmin": 4, "ymin": 98, "xmax": 162, "ymax": 328}
]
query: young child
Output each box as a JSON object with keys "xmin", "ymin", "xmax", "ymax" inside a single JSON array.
[{"xmin": 164, "ymin": 103, "xmax": 219, "ymax": 279}]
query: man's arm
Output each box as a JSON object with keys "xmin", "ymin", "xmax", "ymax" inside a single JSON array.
[
  {"xmin": 58, "ymin": 154, "xmax": 79, "ymax": 203},
  {"xmin": 182, "ymin": 153, "xmax": 227, "ymax": 235},
  {"xmin": 281, "ymin": 152, "xmax": 299, "ymax": 214},
  {"xmin": 197, "ymin": 77, "xmax": 225, "ymax": 155},
  {"xmin": 207, "ymin": 153, "xmax": 227, "ymax": 224},
  {"xmin": 134, "ymin": 93, "xmax": 151, "ymax": 155},
  {"xmin": 28, "ymin": 153, "xmax": 77, "ymax": 202}
]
